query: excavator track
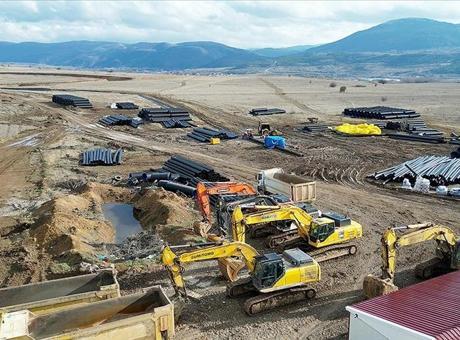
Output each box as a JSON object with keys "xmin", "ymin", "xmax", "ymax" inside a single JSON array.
[
  {"xmin": 226, "ymin": 276, "xmax": 256, "ymax": 297},
  {"xmin": 266, "ymin": 231, "xmax": 358, "ymax": 263},
  {"xmin": 265, "ymin": 231, "xmax": 300, "ymax": 248},
  {"xmin": 308, "ymin": 244, "xmax": 357, "ymax": 263},
  {"xmin": 243, "ymin": 287, "xmax": 316, "ymax": 316}
]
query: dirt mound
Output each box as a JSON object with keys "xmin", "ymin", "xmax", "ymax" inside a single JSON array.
[
  {"xmin": 133, "ymin": 188, "xmax": 202, "ymax": 244},
  {"xmin": 29, "ymin": 183, "xmax": 200, "ymax": 265},
  {"xmin": 30, "ymin": 183, "xmax": 134, "ymax": 259}
]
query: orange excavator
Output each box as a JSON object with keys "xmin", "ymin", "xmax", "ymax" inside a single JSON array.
[{"xmin": 196, "ymin": 182, "xmax": 257, "ymax": 225}]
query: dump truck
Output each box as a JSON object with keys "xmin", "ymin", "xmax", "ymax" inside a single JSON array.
[
  {"xmin": 257, "ymin": 168, "xmax": 316, "ymax": 202},
  {"xmin": 0, "ymin": 286, "xmax": 174, "ymax": 340},
  {"xmin": 0, "ymin": 270, "xmax": 119, "ymax": 316}
]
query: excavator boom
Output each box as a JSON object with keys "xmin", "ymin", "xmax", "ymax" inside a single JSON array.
[
  {"xmin": 363, "ymin": 222, "xmax": 460, "ymax": 299},
  {"xmin": 161, "ymin": 241, "xmax": 259, "ymax": 297},
  {"xmin": 231, "ymin": 205, "xmax": 312, "ymax": 243}
]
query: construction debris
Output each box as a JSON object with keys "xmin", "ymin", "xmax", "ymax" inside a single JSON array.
[
  {"xmin": 99, "ymin": 115, "xmax": 143, "ymax": 128},
  {"xmin": 81, "ymin": 148, "xmax": 123, "ymax": 166},
  {"xmin": 187, "ymin": 127, "xmax": 238, "ymax": 142},
  {"xmin": 249, "ymin": 107, "xmax": 286, "ymax": 116},
  {"xmin": 138, "ymin": 107, "xmax": 191, "ymax": 124},
  {"xmin": 107, "ymin": 230, "xmax": 163, "ymax": 260},
  {"xmin": 52, "ymin": 94, "xmax": 93, "ymax": 108},
  {"xmin": 371, "ymin": 155, "xmax": 460, "ymax": 186},
  {"xmin": 343, "ymin": 106, "xmax": 419, "ymax": 120}
]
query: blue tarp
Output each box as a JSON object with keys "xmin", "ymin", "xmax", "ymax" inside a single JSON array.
[{"xmin": 264, "ymin": 136, "xmax": 286, "ymax": 149}]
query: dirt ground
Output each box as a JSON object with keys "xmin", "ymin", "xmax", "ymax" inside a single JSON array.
[{"xmin": 0, "ymin": 65, "xmax": 459, "ymax": 339}]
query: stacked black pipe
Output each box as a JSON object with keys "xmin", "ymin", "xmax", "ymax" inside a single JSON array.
[
  {"xmin": 99, "ymin": 115, "xmax": 143, "ymax": 128},
  {"xmin": 116, "ymin": 102, "xmax": 138, "ymax": 109},
  {"xmin": 249, "ymin": 108, "xmax": 286, "ymax": 116},
  {"xmin": 162, "ymin": 119, "xmax": 193, "ymax": 128},
  {"xmin": 302, "ymin": 124, "xmax": 329, "ymax": 133},
  {"xmin": 188, "ymin": 127, "xmax": 238, "ymax": 142},
  {"xmin": 81, "ymin": 148, "xmax": 123, "ymax": 166},
  {"xmin": 99, "ymin": 115, "xmax": 131, "ymax": 126},
  {"xmin": 138, "ymin": 107, "xmax": 191, "ymax": 123},
  {"xmin": 162, "ymin": 155, "xmax": 229, "ymax": 186},
  {"xmin": 343, "ymin": 106, "xmax": 419, "ymax": 119},
  {"xmin": 387, "ymin": 134, "xmax": 445, "ymax": 144},
  {"xmin": 52, "ymin": 94, "xmax": 93, "ymax": 108}
]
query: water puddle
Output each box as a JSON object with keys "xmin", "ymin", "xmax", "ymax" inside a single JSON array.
[{"xmin": 102, "ymin": 203, "xmax": 142, "ymax": 243}]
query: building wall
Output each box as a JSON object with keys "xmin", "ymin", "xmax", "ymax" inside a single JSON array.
[{"xmin": 346, "ymin": 307, "xmax": 434, "ymax": 340}]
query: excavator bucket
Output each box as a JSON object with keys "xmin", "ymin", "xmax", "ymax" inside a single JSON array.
[
  {"xmin": 193, "ymin": 221, "xmax": 212, "ymax": 238},
  {"xmin": 363, "ymin": 274, "xmax": 398, "ymax": 299},
  {"xmin": 218, "ymin": 258, "xmax": 245, "ymax": 282}
]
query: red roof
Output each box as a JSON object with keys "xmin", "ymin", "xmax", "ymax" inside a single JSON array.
[{"xmin": 352, "ymin": 270, "xmax": 460, "ymax": 339}]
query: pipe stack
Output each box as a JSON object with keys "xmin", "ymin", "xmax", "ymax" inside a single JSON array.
[{"xmin": 371, "ymin": 155, "xmax": 460, "ymax": 186}]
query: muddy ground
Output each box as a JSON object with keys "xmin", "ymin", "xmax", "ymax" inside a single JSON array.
[{"xmin": 0, "ymin": 66, "xmax": 459, "ymax": 339}]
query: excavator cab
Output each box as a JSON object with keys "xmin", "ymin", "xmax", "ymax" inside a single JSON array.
[
  {"xmin": 309, "ymin": 219, "xmax": 336, "ymax": 243},
  {"xmin": 252, "ymin": 253, "xmax": 285, "ymax": 290},
  {"xmin": 258, "ymin": 123, "xmax": 271, "ymax": 136}
]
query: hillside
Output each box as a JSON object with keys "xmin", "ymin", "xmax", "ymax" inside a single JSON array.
[
  {"xmin": 309, "ymin": 18, "xmax": 460, "ymax": 53},
  {"xmin": 1, "ymin": 18, "xmax": 460, "ymax": 78},
  {"xmin": 252, "ymin": 45, "xmax": 314, "ymax": 57},
  {"xmin": 0, "ymin": 41, "xmax": 267, "ymax": 70}
]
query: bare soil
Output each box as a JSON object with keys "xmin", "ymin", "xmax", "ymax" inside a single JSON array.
[{"xmin": 0, "ymin": 66, "xmax": 459, "ymax": 339}]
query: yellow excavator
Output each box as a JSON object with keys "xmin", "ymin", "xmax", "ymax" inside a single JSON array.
[
  {"xmin": 231, "ymin": 205, "xmax": 362, "ymax": 262},
  {"xmin": 363, "ymin": 222, "xmax": 460, "ymax": 299},
  {"xmin": 161, "ymin": 241, "xmax": 320, "ymax": 315}
]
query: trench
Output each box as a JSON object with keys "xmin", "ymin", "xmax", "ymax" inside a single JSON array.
[{"xmin": 102, "ymin": 203, "xmax": 142, "ymax": 243}]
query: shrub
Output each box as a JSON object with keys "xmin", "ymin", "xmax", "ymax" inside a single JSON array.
[
  {"xmin": 329, "ymin": 82, "xmax": 337, "ymax": 88},
  {"xmin": 339, "ymin": 86, "xmax": 347, "ymax": 93},
  {"xmin": 381, "ymin": 96, "xmax": 388, "ymax": 102}
]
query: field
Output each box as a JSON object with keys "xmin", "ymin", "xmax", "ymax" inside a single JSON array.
[{"xmin": 0, "ymin": 65, "xmax": 459, "ymax": 339}]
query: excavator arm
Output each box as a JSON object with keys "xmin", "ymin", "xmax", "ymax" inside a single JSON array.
[
  {"xmin": 231, "ymin": 205, "xmax": 312, "ymax": 243},
  {"xmin": 381, "ymin": 223, "xmax": 458, "ymax": 280},
  {"xmin": 364, "ymin": 222, "xmax": 459, "ymax": 299},
  {"xmin": 196, "ymin": 182, "xmax": 257, "ymax": 223},
  {"xmin": 161, "ymin": 241, "xmax": 259, "ymax": 298}
]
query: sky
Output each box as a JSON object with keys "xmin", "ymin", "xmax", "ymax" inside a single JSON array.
[{"xmin": 1, "ymin": 1, "xmax": 460, "ymax": 48}]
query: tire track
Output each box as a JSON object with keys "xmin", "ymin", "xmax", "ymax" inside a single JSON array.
[{"xmin": 259, "ymin": 78, "xmax": 323, "ymax": 115}]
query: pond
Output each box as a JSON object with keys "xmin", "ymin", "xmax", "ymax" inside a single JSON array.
[{"xmin": 102, "ymin": 203, "xmax": 142, "ymax": 243}]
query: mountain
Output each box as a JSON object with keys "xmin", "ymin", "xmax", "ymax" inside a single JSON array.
[
  {"xmin": 252, "ymin": 45, "xmax": 315, "ymax": 57},
  {"xmin": 0, "ymin": 41, "xmax": 267, "ymax": 70},
  {"xmin": 1, "ymin": 18, "xmax": 460, "ymax": 78},
  {"xmin": 309, "ymin": 18, "xmax": 460, "ymax": 53}
]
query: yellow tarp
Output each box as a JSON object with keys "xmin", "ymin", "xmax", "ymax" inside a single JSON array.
[{"xmin": 334, "ymin": 123, "xmax": 381, "ymax": 135}]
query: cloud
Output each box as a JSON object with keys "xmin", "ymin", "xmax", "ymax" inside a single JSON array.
[{"xmin": 0, "ymin": 1, "xmax": 459, "ymax": 48}]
